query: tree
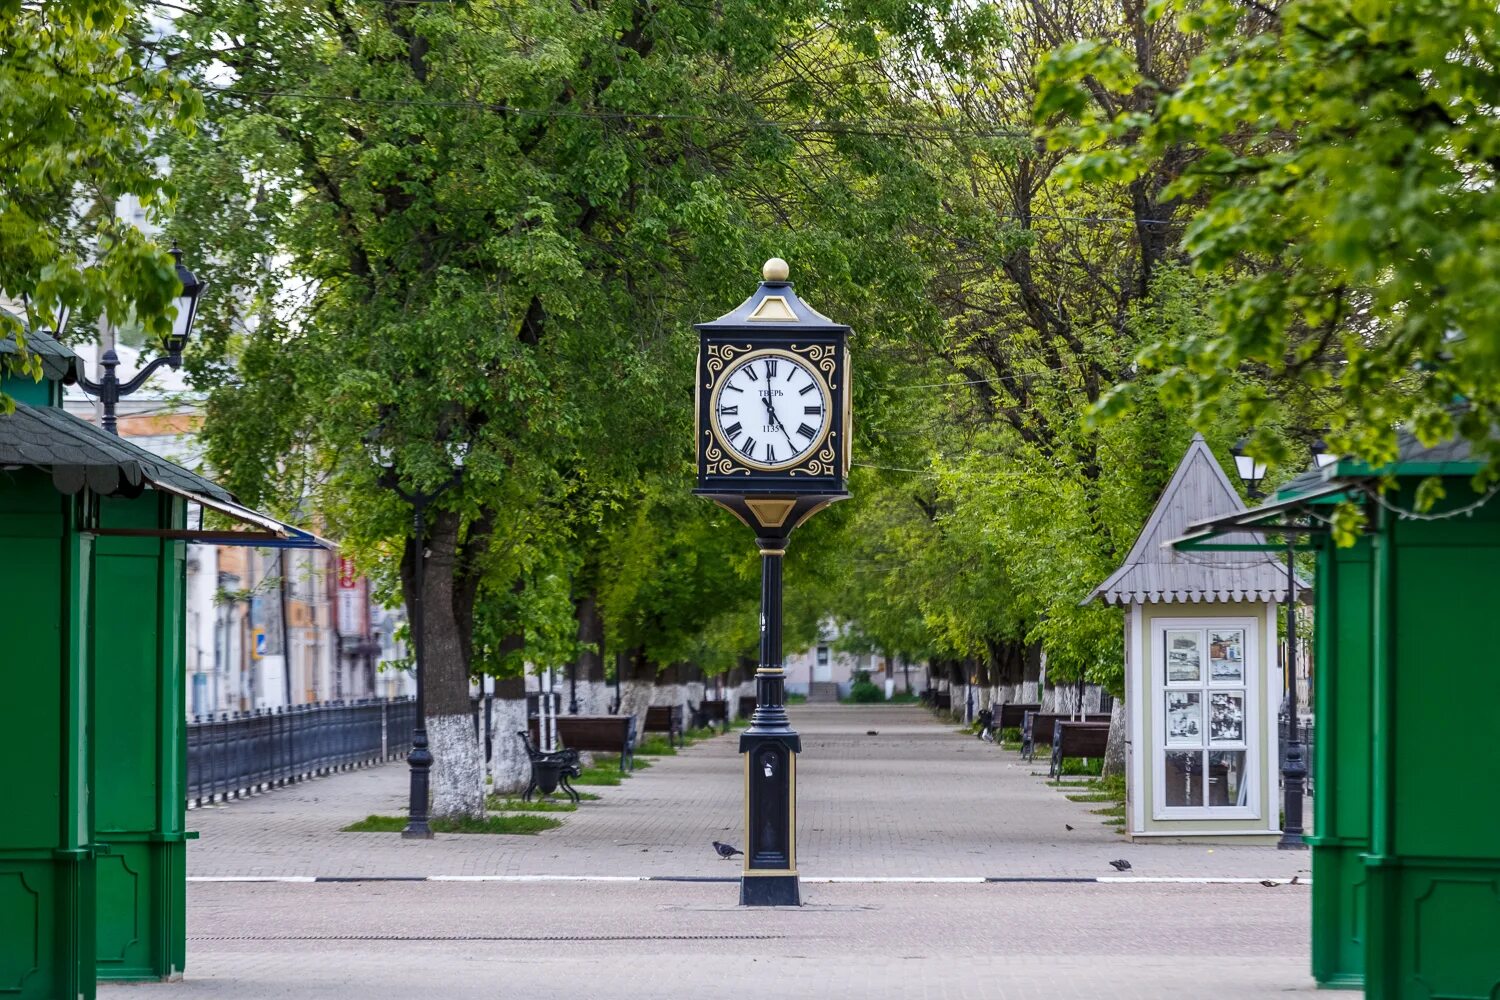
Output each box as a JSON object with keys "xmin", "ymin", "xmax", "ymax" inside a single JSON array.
[
  {"xmin": 166, "ymin": 0, "xmax": 993, "ymax": 817},
  {"xmin": 1037, "ymin": 0, "xmax": 1500, "ymax": 501},
  {"xmin": 0, "ymin": 0, "xmax": 200, "ymax": 406}
]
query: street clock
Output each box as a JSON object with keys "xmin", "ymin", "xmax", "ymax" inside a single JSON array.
[
  {"xmin": 695, "ymin": 257, "xmax": 850, "ymax": 538},
  {"xmin": 692, "ymin": 258, "xmax": 853, "ymax": 908}
]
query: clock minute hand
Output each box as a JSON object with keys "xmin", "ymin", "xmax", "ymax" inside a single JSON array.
[{"xmin": 761, "ymin": 393, "xmax": 798, "ymax": 452}]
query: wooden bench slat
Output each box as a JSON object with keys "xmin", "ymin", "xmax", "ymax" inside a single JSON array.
[
  {"xmin": 527, "ymin": 715, "xmax": 636, "ymax": 771},
  {"xmin": 1049, "ymin": 721, "xmax": 1112, "ymax": 777}
]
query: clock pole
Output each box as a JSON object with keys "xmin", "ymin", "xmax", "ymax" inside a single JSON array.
[
  {"xmin": 692, "ymin": 258, "xmax": 851, "ymax": 908},
  {"xmin": 739, "ymin": 534, "xmax": 801, "ymax": 906}
]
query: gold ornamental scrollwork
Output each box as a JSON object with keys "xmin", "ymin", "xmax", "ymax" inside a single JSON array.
[
  {"xmin": 704, "ymin": 435, "xmax": 747, "ymax": 476},
  {"xmin": 786, "ymin": 438, "xmax": 837, "ymax": 477},
  {"xmin": 789, "ymin": 343, "xmax": 837, "ymax": 382},
  {"xmin": 706, "ymin": 343, "xmax": 753, "ymax": 385}
]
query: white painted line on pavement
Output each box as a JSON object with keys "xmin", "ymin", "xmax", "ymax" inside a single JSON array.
[
  {"xmin": 428, "ymin": 875, "xmax": 647, "ymax": 882},
  {"xmin": 804, "ymin": 876, "xmax": 987, "ymax": 884},
  {"xmin": 189, "ymin": 876, "xmax": 317, "ymax": 883},
  {"xmin": 1097, "ymin": 877, "xmax": 1309, "ymax": 885},
  {"xmin": 186, "ymin": 874, "xmax": 1309, "ymax": 886}
]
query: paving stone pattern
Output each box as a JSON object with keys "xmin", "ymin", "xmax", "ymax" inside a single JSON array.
[
  {"xmin": 186, "ymin": 703, "xmax": 1306, "ymax": 880},
  {"xmin": 101, "ymin": 881, "xmax": 1314, "ymax": 999},
  {"xmin": 110, "ymin": 704, "xmax": 1316, "ymax": 999}
]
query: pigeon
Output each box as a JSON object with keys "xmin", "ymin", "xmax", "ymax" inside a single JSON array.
[
  {"xmin": 1259, "ymin": 879, "xmax": 1278, "ymax": 887},
  {"xmin": 1065, "ymin": 824, "xmax": 1074, "ymax": 831},
  {"xmin": 1290, "ymin": 875, "xmax": 1301, "ymax": 885},
  {"xmin": 866, "ymin": 730, "xmax": 879, "ymax": 736},
  {"xmin": 713, "ymin": 841, "xmax": 744, "ymax": 860},
  {"xmin": 1108, "ymin": 859, "xmax": 1132, "ymax": 871}
]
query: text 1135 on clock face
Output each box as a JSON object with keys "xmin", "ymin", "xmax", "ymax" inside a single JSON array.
[{"xmin": 711, "ymin": 350, "xmax": 831, "ymax": 470}]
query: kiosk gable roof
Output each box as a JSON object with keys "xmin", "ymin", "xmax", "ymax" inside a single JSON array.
[{"xmin": 1087, "ymin": 434, "xmax": 1294, "ymax": 606}]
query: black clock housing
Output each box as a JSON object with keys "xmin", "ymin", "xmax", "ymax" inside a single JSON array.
[{"xmin": 694, "ymin": 264, "xmax": 850, "ymax": 507}]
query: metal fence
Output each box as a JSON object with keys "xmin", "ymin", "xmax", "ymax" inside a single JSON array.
[{"xmin": 186, "ymin": 697, "xmax": 416, "ymax": 807}]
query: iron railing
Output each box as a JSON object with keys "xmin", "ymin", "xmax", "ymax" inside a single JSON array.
[{"xmin": 186, "ymin": 697, "xmax": 416, "ymax": 806}]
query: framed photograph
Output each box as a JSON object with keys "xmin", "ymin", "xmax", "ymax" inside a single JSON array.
[
  {"xmin": 1165, "ymin": 691, "xmax": 1202, "ymax": 745},
  {"xmin": 1165, "ymin": 630, "xmax": 1202, "ymax": 683},
  {"xmin": 1209, "ymin": 629, "xmax": 1244, "ymax": 683},
  {"xmin": 1209, "ymin": 692, "xmax": 1245, "ymax": 743}
]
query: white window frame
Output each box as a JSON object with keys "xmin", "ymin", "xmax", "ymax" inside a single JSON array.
[{"xmin": 1151, "ymin": 616, "xmax": 1262, "ymax": 821}]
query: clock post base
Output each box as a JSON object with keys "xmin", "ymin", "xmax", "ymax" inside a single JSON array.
[{"xmin": 740, "ymin": 873, "xmax": 800, "ymax": 907}]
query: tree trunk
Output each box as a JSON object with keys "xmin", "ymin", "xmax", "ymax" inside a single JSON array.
[
  {"xmin": 410, "ymin": 508, "xmax": 483, "ymax": 819},
  {"xmin": 617, "ymin": 647, "xmax": 655, "ymax": 737},
  {"xmin": 574, "ymin": 590, "xmax": 607, "ymax": 714},
  {"xmin": 1102, "ymin": 699, "xmax": 1127, "ymax": 779},
  {"xmin": 490, "ymin": 672, "xmax": 529, "ymax": 794}
]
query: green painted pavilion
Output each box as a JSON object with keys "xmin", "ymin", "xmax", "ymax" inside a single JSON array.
[
  {"xmin": 1176, "ymin": 423, "xmax": 1500, "ymax": 998},
  {"xmin": 0, "ymin": 327, "xmax": 318, "ymax": 999}
]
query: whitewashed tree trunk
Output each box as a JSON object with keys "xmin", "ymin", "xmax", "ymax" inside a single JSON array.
[
  {"xmin": 1102, "ymin": 700, "xmax": 1127, "ymax": 779},
  {"xmin": 429, "ymin": 713, "xmax": 484, "ymax": 817},
  {"xmin": 489, "ymin": 696, "xmax": 529, "ymax": 795}
]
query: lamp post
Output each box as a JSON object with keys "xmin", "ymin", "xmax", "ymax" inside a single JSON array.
[
  {"xmin": 365, "ymin": 426, "xmax": 469, "ymax": 839},
  {"xmin": 1230, "ymin": 435, "xmax": 1308, "ymax": 850},
  {"xmin": 76, "ymin": 245, "xmax": 207, "ymax": 435}
]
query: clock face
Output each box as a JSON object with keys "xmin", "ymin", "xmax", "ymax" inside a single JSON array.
[{"xmin": 710, "ymin": 349, "xmax": 831, "ymax": 471}]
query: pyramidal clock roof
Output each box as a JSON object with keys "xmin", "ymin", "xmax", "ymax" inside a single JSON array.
[
  {"xmin": 1087, "ymin": 434, "xmax": 1298, "ymax": 606},
  {"xmin": 695, "ymin": 258, "xmax": 849, "ymax": 333}
]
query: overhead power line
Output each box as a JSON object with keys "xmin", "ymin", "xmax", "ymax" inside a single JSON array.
[{"xmin": 202, "ymin": 85, "xmax": 1036, "ymax": 138}]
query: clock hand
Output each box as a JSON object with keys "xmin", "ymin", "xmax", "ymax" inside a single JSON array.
[{"xmin": 762, "ymin": 393, "xmax": 798, "ymax": 452}]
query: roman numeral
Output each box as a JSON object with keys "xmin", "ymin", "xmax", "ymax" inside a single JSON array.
[
  {"xmin": 798, "ymin": 383, "xmax": 816, "ymax": 396},
  {"xmin": 745, "ymin": 366, "xmax": 759, "ymax": 382},
  {"xmin": 724, "ymin": 422, "xmax": 743, "ymax": 441},
  {"xmin": 804, "ymin": 405, "xmax": 822, "ymax": 415},
  {"xmin": 765, "ymin": 359, "xmax": 778, "ymax": 378},
  {"xmin": 719, "ymin": 405, "xmax": 738, "ymax": 416},
  {"xmin": 725, "ymin": 384, "xmax": 743, "ymax": 393},
  {"xmin": 797, "ymin": 423, "xmax": 816, "ymax": 439},
  {"xmin": 765, "ymin": 443, "xmax": 777, "ymax": 463},
  {"xmin": 741, "ymin": 435, "xmax": 757, "ymax": 456}
]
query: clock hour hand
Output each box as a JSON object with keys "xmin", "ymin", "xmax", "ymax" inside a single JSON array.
[{"xmin": 761, "ymin": 393, "xmax": 798, "ymax": 452}]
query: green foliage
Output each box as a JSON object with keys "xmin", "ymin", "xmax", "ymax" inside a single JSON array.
[
  {"xmin": 1037, "ymin": 0, "xmax": 1500, "ymax": 486},
  {"xmin": 844, "ymin": 671, "xmax": 885, "ymax": 703},
  {"xmin": 0, "ymin": 0, "xmax": 201, "ymax": 406},
  {"xmin": 341, "ymin": 813, "xmax": 562, "ymax": 834},
  {"xmin": 486, "ymin": 796, "xmax": 579, "ymax": 813}
]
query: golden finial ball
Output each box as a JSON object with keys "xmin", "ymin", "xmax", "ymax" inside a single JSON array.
[{"xmin": 762, "ymin": 257, "xmax": 789, "ymax": 282}]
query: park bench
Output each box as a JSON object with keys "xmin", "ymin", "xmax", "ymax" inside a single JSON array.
[
  {"xmin": 528, "ymin": 714, "xmax": 636, "ymax": 772},
  {"xmin": 693, "ymin": 699, "xmax": 729, "ymax": 733},
  {"xmin": 1049, "ymin": 721, "xmax": 1111, "ymax": 778},
  {"xmin": 995, "ymin": 702, "xmax": 1040, "ymax": 732},
  {"xmin": 515, "ymin": 730, "xmax": 581, "ymax": 803},
  {"xmin": 644, "ymin": 705, "xmax": 684, "ymax": 747},
  {"xmin": 1022, "ymin": 711, "xmax": 1110, "ymax": 760},
  {"xmin": 933, "ymin": 691, "xmax": 952, "ymax": 712},
  {"xmin": 738, "ymin": 695, "xmax": 757, "ymax": 720}
]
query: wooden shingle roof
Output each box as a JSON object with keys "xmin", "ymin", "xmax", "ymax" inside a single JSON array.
[{"xmin": 1086, "ymin": 434, "xmax": 1296, "ymax": 606}]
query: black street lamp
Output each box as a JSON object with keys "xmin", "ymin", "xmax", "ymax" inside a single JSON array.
[
  {"xmin": 1231, "ymin": 434, "xmax": 1309, "ymax": 851},
  {"xmin": 77, "ymin": 245, "xmax": 207, "ymax": 435},
  {"xmin": 365, "ymin": 424, "xmax": 470, "ymax": 840},
  {"xmin": 1231, "ymin": 437, "xmax": 1268, "ymax": 500}
]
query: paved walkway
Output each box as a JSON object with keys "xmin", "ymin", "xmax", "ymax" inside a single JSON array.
[
  {"xmin": 185, "ymin": 703, "xmax": 1306, "ymax": 880},
  {"xmin": 105, "ymin": 704, "xmax": 1314, "ymax": 999},
  {"xmin": 101, "ymin": 880, "xmax": 1313, "ymax": 999}
]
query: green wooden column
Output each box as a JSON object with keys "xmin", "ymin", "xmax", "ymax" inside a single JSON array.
[
  {"xmin": 0, "ymin": 475, "xmax": 97, "ymax": 1000},
  {"xmin": 92, "ymin": 493, "xmax": 189, "ymax": 982},
  {"xmin": 1363, "ymin": 483, "xmax": 1500, "ymax": 999},
  {"xmin": 1308, "ymin": 530, "xmax": 1373, "ymax": 988}
]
